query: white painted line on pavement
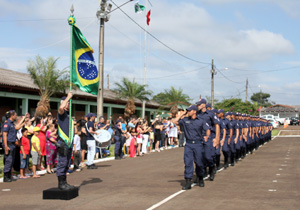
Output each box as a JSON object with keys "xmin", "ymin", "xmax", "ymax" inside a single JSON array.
[
  {"xmin": 2, "ymin": 189, "xmax": 11, "ymax": 192},
  {"xmin": 268, "ymin": 189, "xmax": 277, "ymax": 192},
  {"xmin": 273, "ymin": 180, "xmax": 277, "ymax": 183},
  {"xmin": 147, "ymin": 167, "xmax": 224, "ymax": 210},
  {"xmin": 276, "ymin": 174, "xmax": 281, "ymax": 176},
  {"xmin": 279, "ymin": 168, "xmax": 283, "ymax": 170}
]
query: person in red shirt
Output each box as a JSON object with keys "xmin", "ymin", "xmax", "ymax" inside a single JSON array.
[{"xmin": 19, "ymin": 128, "xmax": 30, "ymax": 179}]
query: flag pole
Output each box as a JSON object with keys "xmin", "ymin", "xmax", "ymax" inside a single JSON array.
[{"xmin": 68, "ymin": 5, "xmax": 75, "ymax": 143}]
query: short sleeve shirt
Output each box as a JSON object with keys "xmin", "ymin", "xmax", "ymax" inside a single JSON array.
[
  {"xmin": 179, "ymin": 117, "xmax": 210, "ymax": 142},
  {"xmin": 31, "ymin": 135, "xmax": 40, "ymax": 152},
  {"xmin": 87, "ymin": 121, "xmax": 95, "ymax": 140},
  {"xmin": 2, "ymin": 119, "xmax": 16, "ymax": 143}
]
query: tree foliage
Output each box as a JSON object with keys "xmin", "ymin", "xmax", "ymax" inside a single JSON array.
[
  {"xmin": 250, "ymin": 92, "xmax": 274, "ymax": 107},
  {"xmin": 27, "ymin": 55, "xmax": 68, "ymax": 117},
  {"xmin": 215, "ymin": 98, "xmax": 259, "ymax": 115},
  {"xmin": 152, "ymin": 87, "xmax": 191, "ymax": 105},
  {"xmin": 113, "ymin": 77, "xmax": 152, "ymax": 118}
]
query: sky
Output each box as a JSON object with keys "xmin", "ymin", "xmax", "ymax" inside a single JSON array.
[{"xmin": 1, "ymin": 0, "xmax": 300, "ymax": 105}]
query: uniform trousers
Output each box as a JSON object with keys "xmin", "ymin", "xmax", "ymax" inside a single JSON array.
[
  {"xmin": 203, "ymin": 136, "xmax": 214, "ymax": 168},
  {"xmin": 4, "ymin": 143, "xmax": 16, "ymax": 173},
  {"xmin": 56, "ymin": 139, "xmax": 73, "ymax": 176},
  {"xmin": 184, "ymin": 142, "xmax": 204, "ymax": 179}
]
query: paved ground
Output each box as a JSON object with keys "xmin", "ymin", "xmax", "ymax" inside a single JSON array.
[{"xmin": 0, "ymin": 132, "xmax": 299, "ymax": 210}]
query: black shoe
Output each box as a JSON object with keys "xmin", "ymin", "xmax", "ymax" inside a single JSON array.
[
  {"xmin": 209, "ymin": 167, "xmax": 215, "ymax": 181},
  {"xmin": 193, "ymin": 176, "xmax": 199, "ymax": 185},
  {"xmin": 115, "ymin": 156, "xmax": 121, "ymax": 160},
  {"xmin": 3, "ymin": 173, "xmax": 12, "ymax": 182},
  {"xmin": 182, "ymin": 179, "xmax": 192, "ymax": 190},
  {"xmin": 58, "ymin": 175, "xmax": 75, "ymax": 190},
  {"xmin": 199, "ymin": 177, "xmax": 205, "ymax": 187},
  {"xmin": 91, "ymin": 164, "xmax": 98, "ymax": 169}
]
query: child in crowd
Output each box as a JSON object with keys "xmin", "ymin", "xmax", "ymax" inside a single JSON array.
[
  {"xmin": 19, "ymin": 128, "xmax": 30, "ymax": 179},
  {"xmin": 129, "ymin": 127, "xmax": 137, "ymax": 158},
  {"xmin": 31, "ymin": 127, "xmax": 42, "ymax": 178},
  {"xmin": 148, "ymin": 128, "xmax": 154, "ymax": 153},
  {"xmin": 73, "ymin": 130, "xmax": 82, "ymax": 172},
  {"xmin": 46, "ymin": 124, "xmax": 57, "ymax": 174}
]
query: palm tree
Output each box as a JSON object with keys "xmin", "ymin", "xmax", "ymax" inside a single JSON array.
[
  {"xmin": 27, "ymin": 55, "xmax": 68, "ymax": 117},
  {"xmin": 153, "ymin": 87, "xmax": 191, "ymax": 117},
  {"xmin": 113, "ymin": 77, "xmax": 152, "ymax": 118}
]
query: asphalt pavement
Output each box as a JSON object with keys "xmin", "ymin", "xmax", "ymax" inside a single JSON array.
[{"xmin": 0, "ymin": 130, "xmax": 299, "ymax": 210}]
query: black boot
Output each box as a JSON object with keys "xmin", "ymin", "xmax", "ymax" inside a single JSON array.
[
  {"xmin": 199, "ymin": 176, "xmax": 205, "ymax": 187},
  {"xmin": 58, "ymin": 175, "xmax": 75, "ymax": 190},
  {"xmin": 3, "ymin": 172, "xmax": 12, "ymax": 182},
  {"xmin": 209, "ymin": 166, "xmax": 215, "ymax": 181},
  {"xmin": 182, "ymin": 179, "xmax": 192, "ymax": 190},
  {"xmin": 216, "ymin": 155, "xmax": 221, "ymax": 170},
  {"xmin": 193, "ymin": 176, "xmax": 199, "ymax": 184},
  {"xmin": 230, "ymin": 154, "xmax": 235, "ymax": 166}
]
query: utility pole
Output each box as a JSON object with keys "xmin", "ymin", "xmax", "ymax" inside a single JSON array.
[
  {"xmin": 107, "ymin": 73, "xmax": 109, "ymax": 89},
  {"xmin": 245, "ymin": 77, "xmax": 248, "ymax": 102},
  {"xmin": 96, "ymin": 0, "xmax": 112, "ymax": 118},
  {"xmin": 211, "ymin": 59, "xmax": 216, "ymax": 107}
]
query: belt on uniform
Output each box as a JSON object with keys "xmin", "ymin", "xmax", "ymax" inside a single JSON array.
[
  {"xmin": 7, "ymin": 142, "xmax": 15, "ymax": 146},
  {"xmin": 186, "ymin": 140, "xmax": 202, "ymax": 144}
]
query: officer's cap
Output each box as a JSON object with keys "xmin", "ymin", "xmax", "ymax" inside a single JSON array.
[
  {"xmin": 206, "ymin": 103, "xmax": 211, "ymax": 108},
  {"xmin": 186, "ymin": 105, "xmax": 198, "ymax": 111},
  {"xmin": 196, "ymin": 98, "xmax": 207, "ymax": 105},
  {"xmin": 218, "ymin": 109, "xmax": 224, "ymax": 114},
  {"xmin": 211, "ymin": 108, "xmax": 217, "ymax": 113}
]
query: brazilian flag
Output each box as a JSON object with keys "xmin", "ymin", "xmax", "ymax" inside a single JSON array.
[{"xmin": 69, "ymin": 16, "xmax": 99, "ymax": 95}]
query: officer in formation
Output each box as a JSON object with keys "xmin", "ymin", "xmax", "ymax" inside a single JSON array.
[
  {"xmin": 176, "ymin": 99, "xmax": 273, "ymax": 190},
  {"xmin": 2, "ymin": 110, "xmax": 25, "ymax": 182},
  {"xmin": 174, "ymin": 105, "xmax": 210, "ymax": 190},
  {"xmin": 56, "ymin": 92, "xmax": 78, "ymax": 190}
]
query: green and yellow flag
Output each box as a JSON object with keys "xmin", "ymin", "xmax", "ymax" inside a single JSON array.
[{"xmin": 68, "ymin": 16, "xmax": 99, "ymax": 95}]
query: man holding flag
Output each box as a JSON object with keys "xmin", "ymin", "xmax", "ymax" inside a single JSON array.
[{"xmin": 56, "ymin": 92, "xmax": 77, "ymax": 190}]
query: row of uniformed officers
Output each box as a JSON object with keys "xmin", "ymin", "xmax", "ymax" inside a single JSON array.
[{"xmin": 174, "ymin": 99, "xmax": 273, "ymax": 190}]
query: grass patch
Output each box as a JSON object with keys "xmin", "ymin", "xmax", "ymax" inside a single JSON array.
[{"xmin": 272, "ymin": 130, "xmax": 280, "ymax": 136}]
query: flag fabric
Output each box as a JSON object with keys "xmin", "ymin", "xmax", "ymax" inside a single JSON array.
[
  {"xmin": 135, "ymin": 2, "xmax": 145, "ymax": 13},
  {"xmin": 71, "ymin": 24, "xmax": 99, "ymax": 95},
  {"xmin": 146, "ymin": 10, "xmax": 151, "ymax": 25}
]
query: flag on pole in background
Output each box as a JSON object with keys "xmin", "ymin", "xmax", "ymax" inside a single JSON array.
[
  {"xmin": 146, "ymin": 10, "xmax": 151, "ymax": 25},
  {"xmin": 135, "ymin": 2, "xmax": 145, "ymax": 13},
  {"xmin": 71, "ymin": 24, "xmax": 99, "ymax": 95}
]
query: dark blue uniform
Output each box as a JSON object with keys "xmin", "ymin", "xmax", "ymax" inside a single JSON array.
[
  {"xmin": 114, "ymin": 124, "xmax": 124, "ymax": 158},
  {"xmin": 197, "ymin": 110, "xmax": 219, "ymax": 168},
  {"xmin": 2, "ymin": 119, "xmax": 17, "ymax": 174},
  {"xmin": 56, "ymin": 110, "xmax": 74, "ymax": 177},
  {"xmin": 179, "ymin": 116, "xmax": 209, "ymax": 179}
]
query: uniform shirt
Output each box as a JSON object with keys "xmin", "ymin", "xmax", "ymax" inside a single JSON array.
[
  {"xmin": 97, "ymin": 122, "xmax": 105, "ymax": 129},
  {"xmin": 231, "ymin": 119, "xmax": 239, "ymax": 136},
  {"xmin": 224, "ymin": 118, "xmax": 233, "ymax": 137},
  {"xmin": 86, "ymin": 121, "xmax": 95, "ymax": 140},
  {"xmin": 178, "ymin": 116, "xmax": 210, "ymax": 142},
  {"xmin": 114, "ymin": 124, "xmax": 122, "ymax": 138},
  {"xmin": 219, "ymin": 119, "xmax": 227, "ymax": 139},
  {"xmin": 57, "ymin": 110, "xmax": 74, "ymax": 141},
  {"xmin": 31, "ymin": 135, "xmax": 40, "ymax": 152},
  {"xmin": 197, "ymin": 110, "xmax": 220, "ymax": 135},
  {"xmin": 2, "ymin": 119, "xmax": 16, "ymax": 143}
]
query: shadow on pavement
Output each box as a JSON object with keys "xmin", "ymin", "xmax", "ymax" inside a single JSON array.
[{"xmin": 80, "ymin": 178, "xmax": 103, "ymax": 187}]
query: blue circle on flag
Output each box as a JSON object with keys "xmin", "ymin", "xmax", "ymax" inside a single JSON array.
[{"xmin": 77, "ymin": 51, "xmax": 98, "ymax": 80}]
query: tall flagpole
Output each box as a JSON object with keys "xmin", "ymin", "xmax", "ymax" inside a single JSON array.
[
  {"xmin": 69, "ymin": 5, "xmax": 74, "ymax": 141},
  {"xmin": 142, "ymin": 0, "xmax": 147, "ymax": 119}
]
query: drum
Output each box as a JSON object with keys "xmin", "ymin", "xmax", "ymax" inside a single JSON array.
[{"xmin": 93, "ymin": 129, "xmax": 111, "ymax": 143}]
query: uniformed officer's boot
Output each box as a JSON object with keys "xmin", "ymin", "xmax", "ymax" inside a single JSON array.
[
  {"xmin": 209, "ymin": 167, "xmax": 215, "ymax": 181},
  {"xmin": 193, "ymin": 176, "xmax": 199, "ymax": 185},
  {"xmin": 3, "ymin": 173, "xmax": 12, "ymax": 182},
  {"xmin": 58, "ymin": 176, "xmax": 75, "ymax": 190},
  {"xmin": 182, "ymin": 179, "xmax": 192, "ymax": 190},
  {"xmin": 63, "ymin": 175, "xmax": 75, "ymax": 190},
  {"xmin": 199, "ymin": 177, "xmax": 205, "ymax": 187}
]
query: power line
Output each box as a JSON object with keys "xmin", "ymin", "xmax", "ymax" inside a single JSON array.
[
  {"xmin": 110, "ymin": 0, "xmax": 211, "ymax": 65},
  {"xmin": 215, "ymin": 67, "xmax": 244, "ymax": 84}
]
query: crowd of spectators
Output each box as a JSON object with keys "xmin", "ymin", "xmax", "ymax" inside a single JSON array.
[{"xmin": 0, "ymin": 111, "xmax": 184, "ymax": 180}]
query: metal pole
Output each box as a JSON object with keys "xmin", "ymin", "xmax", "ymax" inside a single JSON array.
[
  {"xmin": 211, "ymin": 59, "xmax": 215, "ymax": 107},
  {"xmin": 142, "ymin": 0, "xmax": 148, "ymax": 119},
  {"xmin": 107, "ymin": 73, "xmax": 109, "ymax": 89},
  {"xmin": 97, "ymin": 15, "xmax": 105, "ymax": 118},
  {"xmin": 245, "ymin": 77, "xmax": 248, "ymax": 102},
  {"xmin": 69, "ymin": 5, "xmax": 74, "ymax": 140}
]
